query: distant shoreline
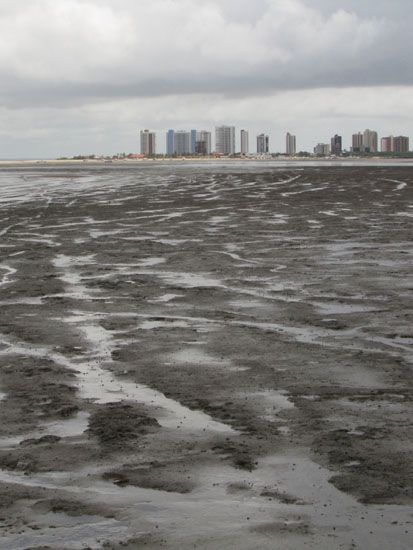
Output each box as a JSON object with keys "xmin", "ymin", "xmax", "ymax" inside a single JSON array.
[{"xmin": 1, "ymin": 157, "xmax": 413, "ymax": 167}]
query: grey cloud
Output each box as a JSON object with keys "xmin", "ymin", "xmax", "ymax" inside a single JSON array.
[
  {"xmin": 2, "ymin": 66, "xmax": 412, "ymax": 110},
  {"xmin": 0, "ymin": 0, "xmax": 412, "ymax": 109}
]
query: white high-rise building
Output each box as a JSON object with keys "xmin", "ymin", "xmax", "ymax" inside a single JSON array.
[
  {"xmin": 215, "ymin": 126, "xmax": 235, "ymax": 155},
  {"xmin": 363, "ymin": 129, "xmax": 378, "ymax": 153},
  {"xmin": 286, "ymin": 132, "xmax": 296, "ymax": 156},
  {"xmin": 140, "ymin": 130, "xmax": 156, "ymax": 156},
  {"xmin": 240, "ymin": 130, "xmax": 249, "ymax": 155}
]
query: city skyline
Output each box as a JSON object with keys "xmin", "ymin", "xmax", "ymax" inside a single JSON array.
[{"xmin": 141, "ymin": 127, "xmax": 410, "ymax": 157}]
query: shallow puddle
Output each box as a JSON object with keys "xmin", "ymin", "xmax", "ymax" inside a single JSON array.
[{"xmin": 312, "ymin": 301, "xmax": 380, "ymax": 315}]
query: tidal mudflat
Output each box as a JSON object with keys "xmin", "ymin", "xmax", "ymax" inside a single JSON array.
[{"xmin": 0, "ymin": 163, "xmax": 411, "ymax": 549}]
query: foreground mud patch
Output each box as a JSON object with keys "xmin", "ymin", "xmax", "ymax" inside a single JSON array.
[
  {"xmin": 314, "ymin": 427, "xmax": 413, "ymax": 505},
  {"xmin": 103, "ymin": 460, "xmax": 196, "ymax": 494},
  {"xmin": 88, "ymin": 401, "xmax": 160, "ymax": 450}
]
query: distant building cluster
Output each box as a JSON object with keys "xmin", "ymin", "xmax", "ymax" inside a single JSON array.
[{"xmin": 139, "ymin": 127, "xmax": 410, "ymax": 157}]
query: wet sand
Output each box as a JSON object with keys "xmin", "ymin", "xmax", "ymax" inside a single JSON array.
[{"xmin": 0, "ymin": 163, "xmax": 412, "ymax": 549}]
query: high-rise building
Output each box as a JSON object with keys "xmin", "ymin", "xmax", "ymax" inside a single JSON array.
[
  {"xmin": 240, "ymin": 130, "xmax": 249, "ymax": 155},
  {"xmin": 314, "ymin": 143, "xmax": 330, "ymax": 156},
  {"xmin": 381, "ymin": 136, "xmax": 394, "ymax": 153},
  {"xmin": 190, "ymin": 130, "xmax": 197, "ymax": 154},
  {"xmin": 166, "ymin": 130, "xmax": 175, "ymax": 156},
  {"xmin": 394, "ymin": 136, "xmax": 409, "ymax": 153},
  {"xmin": 286, "ymin": 132, "xmax": 296, "ymax": 156},
  {"xmin": 215, "ymin": 126, "xmax": 236, "ymax": 155},
  {"xmin": 352, "ymin": 132, "xmax": 363, "ymax": 153},
  {"xmin": 140, "ymin": 130, "xmax": 156, "ymax": 156},
  {"xmin": 257, "ymin": 134, "xmax": 269, "ymax": 154},
  {"xmin": 174, "ymin": 131, "xmax": 191, "ymax": 155},
  {"xmin": 331, "ymin": 134, "xmax": 342, "ymax": 156},
  {"xmin": 363, "ymin": 129, "xmax": 378, "ymax": 153},
  {"xmin": 195, "ymin": 131, "xmax": 212, "ymax": 155}
]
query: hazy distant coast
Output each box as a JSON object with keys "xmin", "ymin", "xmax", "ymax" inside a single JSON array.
[{"xmin": 2, "ymin": 156, "xmax": 413, "ymax": 167}]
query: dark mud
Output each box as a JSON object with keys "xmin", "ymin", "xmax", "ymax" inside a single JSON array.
[
  {"xmin": 88, "ymin": 402, "xmax": 160, "ymax": 448},
  {"xmin": 0, "ymin": 163, "xmax": 412, "ymax": 549}
]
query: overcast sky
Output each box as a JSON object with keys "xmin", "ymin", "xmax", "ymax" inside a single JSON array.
[{"xmin": 0, "ymin": 0, "xmax": 412, "ymax": 157}]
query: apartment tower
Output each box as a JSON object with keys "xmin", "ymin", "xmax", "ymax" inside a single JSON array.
[
  {"xmin": 286, "ymin": 132, "xmax": 296, "ymax": 155},
  {"xmin": 363, "ymin": 129, "xmax": 378, "ymax": 153},
  {"xmin": 331, "ymin": 134, "xmax": 342, "ymax": 156},
  {"xmin": 257, "ymin": 134, "xmax": 269, "ymax": 154},
  {"xmin": 394, "ymin": 136, "xmax": 410, "ymax": 153},
  {"xmin": 140, "ymin": 130, "xmax": 156, "ymax": 156},
  {"xmin": 240, "ymin": 130, "xmax": 249, "ymax": 155},
  {"xmin": 352, "ymin": 132, "xmax": 363, "ymax": 153},
  {"xmin": 166, "ymin": 130, "xmax": 175, "ymax": 156},
  {"xmin": 174, "ymin": 131, "xmax": 191, "ymax": 156},
  {"xmin": 196, "ymin": 131, "xmax": 212, "ymax": 155},
  {"xmin": 215, "ymin": 126, "xmax": 236, "ymax": 155}
]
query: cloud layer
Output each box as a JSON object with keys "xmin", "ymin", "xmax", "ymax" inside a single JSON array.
[{"xmin": 0, "ymin": 0, "xmax": 409, "ymax": 105}]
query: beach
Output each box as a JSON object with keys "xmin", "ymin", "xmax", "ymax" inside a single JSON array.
[{"xmin": 0, "ymin": 163, "xmax": 411, "ymax": 549}]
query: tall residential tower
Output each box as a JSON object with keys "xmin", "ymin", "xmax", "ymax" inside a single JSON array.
[
  {"xmin": 331, "ymin": 135, "xmax": 342, "ymax": 156},
  {"xmin": 215, "ymin": 126, "xmax": 236, "ymax": 155},
  {"xmin": 286, "ymin": 132, "xmax": 296, "ymax": 155},
  {"xmin": 257, "ymin": 134, "xmax": 269, "ymax": 154},
  {"xmin": 166, "ymin": 130, "xmax": 175, "ymax": 156},
  {"xmin": 394, "ymin": 136, "xmax": 410, "ymax": 153},
  {"xmin": 363, "ymin": 129, "xmax": 378, "ymax": 153},
  {"xmin": 174, "ymin": 131, "xmax": 191, "ymax": 155},
  {"xmin": 352, "ymin": 132, "xmax": 363, "ymax": 153},
  {"xmin": 240, "ymin": 130, "xmax": 249, "ymax": 155},
  {"xmin": 140, "ymin": 130, "xmax": 156, "ymax": 156},
  {"xmin": 196, "ymin": 131, "xmax": 212, "ymax": 155}
]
